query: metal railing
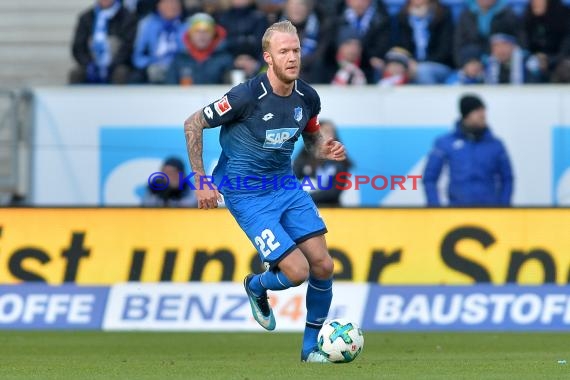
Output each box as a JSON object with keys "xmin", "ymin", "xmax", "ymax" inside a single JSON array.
[{"xmin": 0, "ymin": 89, "xmax": 29, "ymax": 205}]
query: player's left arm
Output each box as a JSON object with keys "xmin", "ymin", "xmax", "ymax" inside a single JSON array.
[{"xmin": 302, "ymin": 121, "xmax": 346, "ymax": 161}]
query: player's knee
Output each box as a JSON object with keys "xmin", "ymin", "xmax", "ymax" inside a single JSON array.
[
  {"xmin": 278, "ymin": 250, "xmax": 310, "ymax": 285},
  {"xmin": 311, "ymin": 255, "xmax": 334, "ymax": 279},
  {"xmin": 286, "ymin": 263, "xmax": 310, "ymax": 286},
  {"xmin": 322, "ymin": 255, "xmax": 334, "ymax": 277}
]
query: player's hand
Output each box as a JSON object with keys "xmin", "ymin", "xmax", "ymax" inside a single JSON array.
[
  {"xmin": 321, "ymin": 138, "xmax": 346, "ymax": 161},
  {"xmin": 195, "ymin": 176, "xmax": 222, "ymax": 209}
]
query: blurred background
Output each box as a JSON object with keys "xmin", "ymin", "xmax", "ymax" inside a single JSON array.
[{"xmin": 0, "ymin": 0, "xmax": 569, "ymax": 207}]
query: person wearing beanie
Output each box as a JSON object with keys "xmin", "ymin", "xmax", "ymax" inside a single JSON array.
[
  {"xmin": 142, "ymin": 156, "xmax": 197, "ymax": 207},
  {"xmin": 459, "ymin": 94, "xmax": 484, "ymax": 118},
  {"xmin": 165, "ymin": 13, "xmax": 233, "ymax": 84},
  {"xmin": 453, "ymin": 0, "xmax": 522, "ymax": 68},
  {"xmin": 331, "ymin": 26, "xmax": 367, "ymax": 85},
  {"xmin": 423, "ymin": 94, "xmax": 514, "ymax": 206},
  {"xmin": 378, "ymin": 47, "xmax": 412, "ymax": 86},
  {"xmin": 445, "ymin": 44, "xmax": 484, "ymax": 85},
  {"xmin": 484, "ymin": 32, "xmax": 531, "ymax": 84}
]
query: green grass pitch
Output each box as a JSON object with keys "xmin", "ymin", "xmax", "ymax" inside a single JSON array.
[{"xmin": 1, "ymin": 332, "xmax": 569, "ymax": 379}]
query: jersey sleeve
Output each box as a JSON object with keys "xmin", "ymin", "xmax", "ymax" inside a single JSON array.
[
  {"xmin": 201, "ymin": 83, "xmax": 252, "ymax": 128},
  {"xmin": 304, "ymin": 89, "xmax": 322, "ymax": 133}
]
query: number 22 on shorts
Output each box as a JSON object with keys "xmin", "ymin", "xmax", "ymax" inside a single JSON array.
[{"xmin": 254, "ymin": 228, "xmax": 280, "ymax": 257}]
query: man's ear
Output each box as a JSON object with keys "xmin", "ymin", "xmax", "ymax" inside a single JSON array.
[{"xmin": 263, "ymin": 51, "xmax": 272, "ymax": 67}]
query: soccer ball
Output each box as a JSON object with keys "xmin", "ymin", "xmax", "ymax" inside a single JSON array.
[{"xmin": 318, "ymin": 318, "xmax": 364, "ymax": 363}]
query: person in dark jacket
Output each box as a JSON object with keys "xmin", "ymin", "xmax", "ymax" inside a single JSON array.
[
  {"xmin": 331, "ymin": 27, "xmax": 367, "ymax": 86},
  {"xmin": 278, "ymin": 0, "xmax": 333, "ymax": 83},
  {"xmin": 142, "ymin": 156, "xmax": 197, "ymax": 207},
  {"xmin": 332, "ymin": 0, "xmax": 392, "ymax": 83},
  {"xmin": 166, "ymin": 13, "xmax": 233, "ymax": 84},
  {"xmin": 215, "ymin": 0, "xmax": 269, "ymax": 72},
  {"xmin": 423, "ymin": 94, "xmax": 513, "ymax": 206},
  {"xmin": 453, "ymin": 0, "xmax": 521, "ymax": 68},
  {"xmin": 395, "ymin": 0, "xmax": 454, "ymax": 84},
  {"xmin": 522, "ymin": 0, "xmax": 570, "ymax": 82},
  {"xmin": 293, "ymin": 120, "xmax": 352, "ymax": 206},
  {"xmin": 70, "ymin": 0, "xmax": 137, "ymax": 84}
]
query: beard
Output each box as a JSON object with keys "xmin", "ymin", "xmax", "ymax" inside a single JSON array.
[
  {"xmin": 271, "ymin": 58, "xmax": 300, "ymax": 83},
  {"xmin": 461, "ymin": 123, "xmax": 487, "ymax": 140}
]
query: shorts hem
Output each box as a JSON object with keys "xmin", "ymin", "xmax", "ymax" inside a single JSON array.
[
  {"xmin": 266, "ymin": 244, "xmax": 297, "ymax": 271},
  {"xmin": 294, "ymin": 228, "xmax": 328, "ymax": 245}
]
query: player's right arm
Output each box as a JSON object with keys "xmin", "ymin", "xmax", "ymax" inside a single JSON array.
[
  {"xmin": 184, "ymin": 83, "xmax": 252, "ymax": 209},
  {"xmin": 184, "ymin": 110, "xmax": 221, "ymax": 209}
]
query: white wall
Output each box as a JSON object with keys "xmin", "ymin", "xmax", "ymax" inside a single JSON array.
[{"xmin": 31, "ymin": 85, "xmax": 570, "ymax": 206}]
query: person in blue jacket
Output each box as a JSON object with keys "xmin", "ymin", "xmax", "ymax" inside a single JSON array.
[
  {"xmin": 131, "ymin": 0, "xmax": 186, "ymax": 83},
  {"xmin": 423, "ymin": 94, "xmax": 513, "ymax": 206}
]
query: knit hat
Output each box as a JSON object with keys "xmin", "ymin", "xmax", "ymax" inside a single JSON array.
[
  {"xmin": 458, "ymin": 44, "xmax": 482, "ymax": 67},
  {"xmin": 490, "ymin": 33, "xmax": 517, "ymax": 45},
  {"xmin": 459, "ymin": 94, "xmax": 485, "ymax": 119},
  {"xmin": 187, "ymin": 12, "xmax": 215, "ymax": 34},
  {"xmin": 385, "ymin": 47, "xmax": 412, "ymax": 69},
  {"xmin": 337, "ymin": 26, "xmax": 361, "ymax": 46},
  {"xmin": 163, "ymin": 156, "xmax": 185, "ymax": 173}
]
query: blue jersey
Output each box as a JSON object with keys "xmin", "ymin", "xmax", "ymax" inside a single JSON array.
[{"xmin": 202, "ymin": 73, "xmax": 321, "ymax": 196}]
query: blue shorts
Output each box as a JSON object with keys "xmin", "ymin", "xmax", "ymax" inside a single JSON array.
[{"xmin": 224, "ymin": 188, "xmax": 327, "ymax": 269}]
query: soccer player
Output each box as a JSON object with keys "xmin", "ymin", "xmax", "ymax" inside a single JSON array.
[{"xmin": 183, "ymin": 20, "xmax": 346, "ymax": 363}]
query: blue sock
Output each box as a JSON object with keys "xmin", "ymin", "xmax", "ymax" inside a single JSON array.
[
  {"xmin": 248, "ymin": 270, "xmax": 294, "ymax": 296},
  {"xmin": 302, "ymin": 276, "xmax": 333, "ymax": 358}
]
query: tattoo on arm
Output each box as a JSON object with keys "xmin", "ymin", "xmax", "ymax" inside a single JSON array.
[
  {"xmin": 303, "ymin": 130, "xmax": 325, "ymax": 159},
  {"xmin": 184, "ymin": 110, "xmax": 210, "ymax": 177}
]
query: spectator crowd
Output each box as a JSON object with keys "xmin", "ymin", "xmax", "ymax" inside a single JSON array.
[{"xmin": 70, "ymin": 0, "xmax": 570, "ymax": 86}]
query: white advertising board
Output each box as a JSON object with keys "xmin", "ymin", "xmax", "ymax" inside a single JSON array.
[
  {"xmin": 102, "ymin": 283, "xmax": 369, "ymax": 331},
  {"xmin": 31, "ymin": 85, "xmax": 570, "ymax": 206}
]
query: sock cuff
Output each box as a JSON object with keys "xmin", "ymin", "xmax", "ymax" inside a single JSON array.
[
  {"xmin": 305, "ymin": 321, "xmax": 323, "ymax": 329},
  {"xmin": 276, "ymin": 271, "xmax": 294, "ymax": 288},
  {"xmin": 258, "ymin": 275, "xmax": 265, "ymax": 291},
  {"xmin": 308, "ymin": 276, "xmax": 332, "ymax": 291},
  {"xmin": 247, "ymin": 274, "xmax": 264, "ymax": 297}
]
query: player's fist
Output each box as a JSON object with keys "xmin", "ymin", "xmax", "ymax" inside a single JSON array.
[
  {"xmin": 195, "ymin": 175, "xmax": 222, "ymax": 209},
  {"xmin": 196, "ymin": 187, "xmax": 222, "ymax": 209},
  {"xmin": 321, "ymin": 138, "xmax": 346, "ymax": 161}
]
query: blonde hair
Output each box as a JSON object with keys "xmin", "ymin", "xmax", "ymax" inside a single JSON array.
[{"xmin": 261, "ymin": 20, "xmax": 298, "ymax": 52}]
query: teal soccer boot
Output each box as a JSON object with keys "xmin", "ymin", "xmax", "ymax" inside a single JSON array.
[{"xmin": 244, "ymin": 274, "xmax": 276, "ymax": 331}]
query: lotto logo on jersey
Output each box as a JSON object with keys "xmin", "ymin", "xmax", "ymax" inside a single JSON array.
[
  {"xmin": 263, "ymin": 128, "xmax": 299, "ymax": 149},
  {"xmin": 214, "ymin": 95, "xmax": 232, "ymax": 116}
]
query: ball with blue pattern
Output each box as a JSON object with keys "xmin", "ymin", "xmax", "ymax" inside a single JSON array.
[{"xmin": 317, "ymin": 318, "xmax": 364, "ymax": 363}]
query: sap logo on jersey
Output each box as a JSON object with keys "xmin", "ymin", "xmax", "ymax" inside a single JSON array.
[{"xmin": 264, "ymin": 128, "xmax": 299, "ymax": 149}]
